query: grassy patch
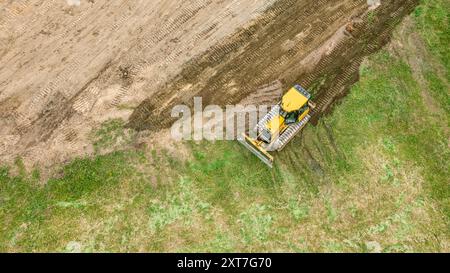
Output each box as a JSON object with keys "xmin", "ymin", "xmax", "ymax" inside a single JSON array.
[
  {"xmin": 0, "ymin": 151, "xmax": 141, "ymax": 252},
  {"xmin": 0, "ymin": 2, "xmax": 448, "ymax": 252},
  {"xmin": 413, "ymin": 0, "xmax": 450, "ymax": 80},
  {"xmin": 90, "ymin": 119, "xmax": 136, "ymax": 153}
]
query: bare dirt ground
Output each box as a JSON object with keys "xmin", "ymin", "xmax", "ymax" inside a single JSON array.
[
  {"xmin": 0, "ymin": 0, "xmax": 276, "ymax": 169},
  {"xmin": 0, "ymin": 0, "xmax": 419, "ymax": 172}
]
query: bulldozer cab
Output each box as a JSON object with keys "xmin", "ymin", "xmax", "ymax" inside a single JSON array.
[
  {"xmin": 282, "ymin": 104, "xmax": 309, "ymax": 125},
  {"xmin": 280, "ymin": 85, "xmax": 311, "ymax": 124}
]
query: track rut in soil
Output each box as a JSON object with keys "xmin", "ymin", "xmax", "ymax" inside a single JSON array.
[{"xmin": 128, "ymin": 0, "xmax": 419, "ymax": 131}]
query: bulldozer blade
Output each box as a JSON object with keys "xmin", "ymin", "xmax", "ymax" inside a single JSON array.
[{"xmin": 238, "ymin": 134, "xmax": 274, "ymax": 168}]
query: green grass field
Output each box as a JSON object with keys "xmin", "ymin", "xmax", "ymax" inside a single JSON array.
[{"xmin": 1, "ymin": 1, "xmax": 448, "ymax": 252}]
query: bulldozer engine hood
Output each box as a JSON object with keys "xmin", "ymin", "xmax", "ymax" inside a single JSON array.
[{"xmin": 281, "ymin": 86, "xmax": 309, "ymax": 113}]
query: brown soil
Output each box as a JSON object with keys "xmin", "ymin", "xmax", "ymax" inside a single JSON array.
[
  {"xmin": 0, "ymin": 0, "xmax": 419, "ymax": 171},
  {"xmin": 0, "ymin": 0, "xmax": 276, "ymax": 169},
  {"xmin": 128, "ymin": 0, "xmax": 420, "ymax": 131}
]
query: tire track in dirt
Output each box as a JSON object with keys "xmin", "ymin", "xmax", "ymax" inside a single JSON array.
[
  {"xmin": 305, "ymin": 1, "xmax": 420, "ymax": 123},
  {"xmin": 276, "ymin": 0, "xmax": 421, "ymax": 173},
  {"xmin": 128, "ymin": 0, "xmax": 419, "ymax": 136},
  {"xmin": 128, "ymin": 0, "xmax": 365, "ymax": 130},
  {"xmin": 0, "ymin": 0, "xmax": 420, "ymax": 170},
  {"xmin": 0, "ymin": 0, "xmax": 277, "ymax": 169},
  {"xmin": 3, "ymin": 1, "xmax": 135, "ymax": 137}
]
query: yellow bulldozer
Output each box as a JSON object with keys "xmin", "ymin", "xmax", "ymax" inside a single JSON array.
[{"xmin": 239, "ymin": 84, "xmax": 315, "ymax": 167}]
